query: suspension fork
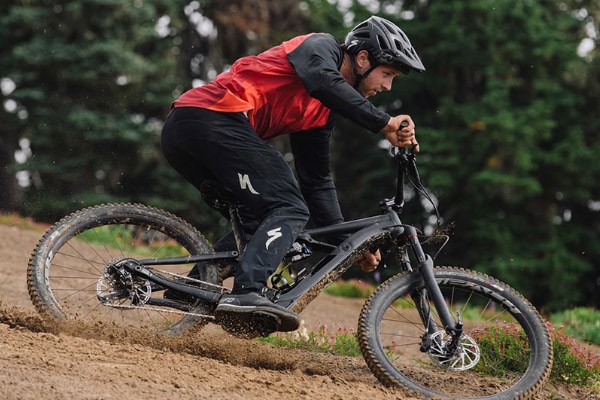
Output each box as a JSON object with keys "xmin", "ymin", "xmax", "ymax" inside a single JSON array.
[{"xmin": 405, "ymin": 226, "xmax": 461, "ymax": 338}]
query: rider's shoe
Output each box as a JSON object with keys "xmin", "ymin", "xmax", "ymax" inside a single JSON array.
[{"xmin": 215, "ymin": 291, "xmax": 300, "ymax": 332}]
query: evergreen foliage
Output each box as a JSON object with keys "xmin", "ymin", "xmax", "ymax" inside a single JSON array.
[
  {"xmin": 0, "ymin": 0, "xmax": 598, "ymax": 310},
  {"xmin": 328, "ymin": 0, "xmax": 600, "ymax": 311},
  {"xmin": 2, "ymin": 0, "xmax": 176, "ymax": 216}
]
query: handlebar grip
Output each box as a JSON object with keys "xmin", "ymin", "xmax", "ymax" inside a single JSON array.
[{"xmin": 388, "ymin": 121, "xmax": 411, "ymax": 157}]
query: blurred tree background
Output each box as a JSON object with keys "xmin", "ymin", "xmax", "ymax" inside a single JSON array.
[{"xmin": 0, "ymin": 0, "xmax": 598, "ymax": 311}]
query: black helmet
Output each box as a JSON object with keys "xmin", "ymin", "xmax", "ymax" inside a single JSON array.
[{"xmin": 345, "ymin": 16, "xmax": 425, "ymax": 74}]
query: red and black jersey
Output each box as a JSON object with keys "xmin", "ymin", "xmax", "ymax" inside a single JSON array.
[
  {"xmin": 172, "ymin": 33, "xmax": 392, "ymax": 229},
  {"xmin": 173, "ymin": 33, "xmax": 390, "ymax": 140}
]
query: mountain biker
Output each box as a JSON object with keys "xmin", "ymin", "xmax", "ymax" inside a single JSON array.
[{"xmin": 160, "ymin": 16, "xmax": 425, "ymax": 332}]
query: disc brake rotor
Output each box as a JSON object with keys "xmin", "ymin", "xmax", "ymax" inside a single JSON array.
[
  {"xmin": 427, "ymin": 330, "xmax": 481, "ymax": 371},
  {"xmin": 96, "ymin": 265, "xmax": 152, "ymax": 307}
]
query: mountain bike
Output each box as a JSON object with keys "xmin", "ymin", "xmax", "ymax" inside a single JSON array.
[{"xmin": 27, "ymin": 144, "xmax": 553, "ymax": 399}]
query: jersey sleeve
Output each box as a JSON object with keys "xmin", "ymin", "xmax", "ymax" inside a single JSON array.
[{"xmin": 286, "ymin": 33, "xmax": 390, "ymax": 133}]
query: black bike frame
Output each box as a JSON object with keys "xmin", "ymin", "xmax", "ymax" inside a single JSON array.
[{"xmin": 125, "ymin": 148, "xmax": 459, "ymax": 334}]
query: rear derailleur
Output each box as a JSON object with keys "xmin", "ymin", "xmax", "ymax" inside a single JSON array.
[{"xmin": 96, "ymin": 259, "xmax": 152, "ymax": 307}]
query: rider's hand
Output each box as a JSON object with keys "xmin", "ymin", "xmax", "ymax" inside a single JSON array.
[
  {"xmin": 381, "ymin": 115, "xmax": 420, "ymax": 153},
  {"xmin": 357, "ymin": 249, "xmax": 381, "ymax": 272}
]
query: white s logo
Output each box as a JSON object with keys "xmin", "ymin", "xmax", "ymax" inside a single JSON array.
[
  {"xmin": 238, "ymin": 173, "xmax": 260, "ymax": 195},
  {"xmin": 266, "ymin": 227, "xmax": 282, "ymax": 250}
]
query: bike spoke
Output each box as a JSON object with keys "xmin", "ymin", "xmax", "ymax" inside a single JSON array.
[
  {"xmin": 63, "ymin": 240, "xmax": 105, "ymax": 275},
  {"xmin": 49, "ymin": 260, "xmax": 103, "ymax": 276},
  {"xmin": 360, "ymin": 268, "xmax": 548, "ymax": 399}
]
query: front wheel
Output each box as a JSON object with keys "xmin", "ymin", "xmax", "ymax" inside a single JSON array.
[
  {"xmin": 27, "ymin": 203, "xmax": 221, "ymax": 335},
  {"xmin": 358, "ymin": 267, "xmax": 553, "ymax": 399}
]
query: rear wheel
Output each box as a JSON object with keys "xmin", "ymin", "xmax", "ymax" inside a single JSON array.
[
  {"xmin": 27, "ymin": 203, "xmax": 221, "ymax": 335},
  {"xmin": 358, "ymin": 267, "xmax": 552, "ymax": 399}
]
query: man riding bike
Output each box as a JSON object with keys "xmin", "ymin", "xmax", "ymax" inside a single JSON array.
[{"xmin": 160, "ymin": 16, "xmax": 425, "ymax": 332}]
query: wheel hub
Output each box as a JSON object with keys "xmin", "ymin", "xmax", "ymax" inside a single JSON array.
[
  {"xmin": 96, "ymin": 261, "xmax": 152, "ymax": 307},
  {"xmin": 427, "ymin": 330, "xmax": 481, "ymax": 371}
]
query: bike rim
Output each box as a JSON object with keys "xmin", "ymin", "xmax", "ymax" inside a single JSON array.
[
  {"xmin": 375, "ymin": 275, "xmax": 541, "ymax": 398},
  {"xmin": 43, "ymin": 218, "xmax": 208, "ymax": 333}
]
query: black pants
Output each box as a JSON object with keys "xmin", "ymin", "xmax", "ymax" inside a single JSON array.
[{"xmin": 161, "ymin": 107, "xmax": 310, "ymax": 293}]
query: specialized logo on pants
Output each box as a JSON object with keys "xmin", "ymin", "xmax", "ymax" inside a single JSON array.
[
  {"xmin": 266, "ymin": 227, "xmax": 282, "ymax": 249},
  {"xmin": 238, "ymin": 173, "xmax": 260, "ymax": 195}
]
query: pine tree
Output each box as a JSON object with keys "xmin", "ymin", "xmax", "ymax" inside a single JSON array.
[
  {"xmin": 1, "ymin": 0, "xmax": 185, "ymax": 220},
  {"xmin": 374, "ymin": 0, "xmax": 598, "ymax": 310}
]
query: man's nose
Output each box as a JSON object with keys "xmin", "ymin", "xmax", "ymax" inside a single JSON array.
[{"xmin": 382, "ymin": 78, "xmax": 393, "ymax": 91}]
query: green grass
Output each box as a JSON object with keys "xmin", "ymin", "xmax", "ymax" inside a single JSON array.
[
  {"xmin": 77, "ymin": 225, "xmax": 188, "ymax": 258},
  {"xmin": 258, "ymin": 323, "xmax": 361, "ymax": 357},
  {"xmin": 0, "ymin": 212, "xmax": 48, "ymax": 232},
  {"xmin": 550, "ymin": 307, "xmax": 600, "ymax": 346},
  {"xmin": 324, "ymin": 279, "xmax": 374, "ymax": 298},
  {"xmin": 259, "ymin": 320, "xmax": 600, "ymax": 391}
]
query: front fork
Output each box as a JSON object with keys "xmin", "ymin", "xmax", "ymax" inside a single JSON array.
[{"xmin": 403, "ymin": 226, "xmax": 463, "ymax": 353}]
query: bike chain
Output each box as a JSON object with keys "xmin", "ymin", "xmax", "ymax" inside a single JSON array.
[
  {"xmin": 157, "ymin": 269, "xmax": 231, "ymax": 294},
  {"xmin": 101, "ymin": 268, "xmax": 229, "ymax": 320}
]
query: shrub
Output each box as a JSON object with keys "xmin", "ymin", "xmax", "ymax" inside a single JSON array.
[
  {"xmin": 260, "ymin": 320, "xmax": 600, "ymax": 391},
  {"xmin": 474, "ymin": 321, "xmax": 600, "ymax": 388},
  {"xmin": 546, "ymin": 323, "xmax": 600, "ymax": 389},
  {"xmin": 550, "ymin": 307, "xmax": 600, "ymax": 346},
  {"xmin": 324, "ymin": 279, "xmax": 374, "ymax": 298},
  {"xmin": 473, "ymin": 322, "xmax": 531, "ymax": 376}
]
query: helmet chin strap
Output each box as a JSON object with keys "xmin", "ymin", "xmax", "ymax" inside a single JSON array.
[{"xmin": 349, "ymin": 53, "xmax": 377, "ymax": 90}]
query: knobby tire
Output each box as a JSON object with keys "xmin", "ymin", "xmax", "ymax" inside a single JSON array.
[
  {"xmin": 27, "ymin": 203, "xmax": 220, "ymax": 335},
  {"xmin": 357, "ymin": 266, "xmax": 552, "ymax": 400}
]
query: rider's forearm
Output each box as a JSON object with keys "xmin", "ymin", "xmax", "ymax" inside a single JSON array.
[{"xmin": 286, "ymin": 33, "xmax": 390, "ymax": 133}]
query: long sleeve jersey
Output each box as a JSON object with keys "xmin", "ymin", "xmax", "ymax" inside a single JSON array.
[{"xmin": 173, "ymin": 33, "xmax": 391, "ymax": 228}]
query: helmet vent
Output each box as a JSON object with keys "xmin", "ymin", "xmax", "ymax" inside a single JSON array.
[
  {"xmin": 377, "ymin": 35, "xmax": 390, "ymax": 50},
  {"xmin": 381, "ymin": 20, "xmax": 397, "ymax": 32},
  {"xmin": 355, "ymin": 22, "xmax": 368, "ymax": 30},
  {"xmin": 344, "ymin": 16, "xmax": 426, "ymax": 73}
]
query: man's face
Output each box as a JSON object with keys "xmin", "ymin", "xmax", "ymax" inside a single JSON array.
[{"xmin": 357, "ymin": 65, "xmax": 401, "ymax": 98}]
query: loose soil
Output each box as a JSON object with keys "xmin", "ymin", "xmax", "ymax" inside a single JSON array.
[{"xmin": 0, "ymin": 224, "xmax": 597, "ymax": 399}]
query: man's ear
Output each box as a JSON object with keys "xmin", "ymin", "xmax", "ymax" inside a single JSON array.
[{"xmin": 355, "ymin": 49, "xmax": 371, "ymax": 71}]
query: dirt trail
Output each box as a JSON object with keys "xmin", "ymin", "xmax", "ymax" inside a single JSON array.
[{"xmin": 0, "ymin": 224, "xmax": 596, "ymax": 399}]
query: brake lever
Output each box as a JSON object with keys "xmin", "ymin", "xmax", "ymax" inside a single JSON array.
[{"xmin": 389, "ymin": 120, "xmax": 415, "ymax": 158}]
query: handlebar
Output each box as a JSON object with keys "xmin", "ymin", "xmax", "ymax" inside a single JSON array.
[
  {"xmin": 391, "ymin": 120, "xmax": 417, "ymax": 209},
  {"xmin": 382, "ymin": 119, "xmax": 441, "ymax": 231}
]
